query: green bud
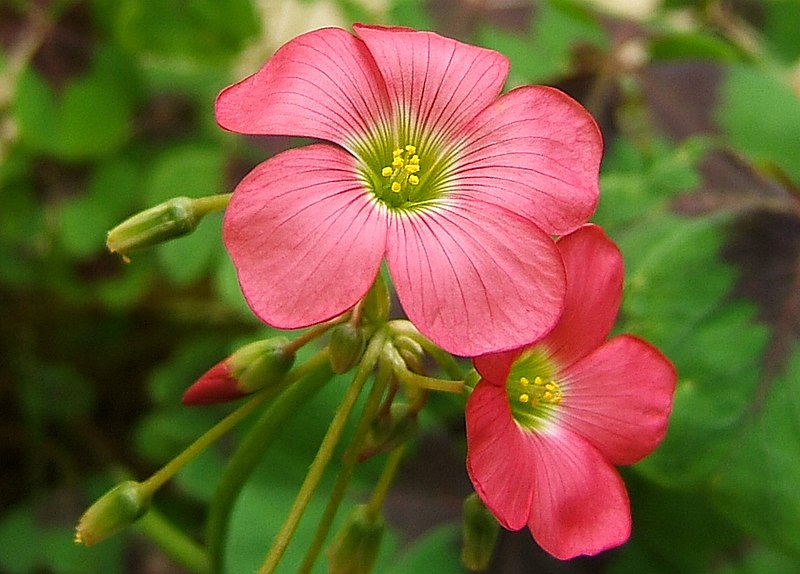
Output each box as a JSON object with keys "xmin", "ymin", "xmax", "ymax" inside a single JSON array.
[
  {"xmin": 392, "ymin": 335, "xmax": 425, "ymax": 373},
  {"xmin": 75, "ymin": 480, "xmax": 151, "ymax": 546},
  {"xmin": 234, "ymin": 337, "xmax": 295, "ymax": 393},
  {"xmin": 327, "ymin": 505, "xmax": 384, "ymax": 574},
  {"xmin": 461, "ymin": 493, "xmax": 500, "ymax": 572},
  {"xmin": 328, "ymin": 323, "xmax": 366, "ymax": 374},
  {"xmin": 107, "ymin": 194, "xmax": 229, "ymax": 258},
  {"xmin": 362, "ymin": 273, "xmax": 391, "ymax": 324}
]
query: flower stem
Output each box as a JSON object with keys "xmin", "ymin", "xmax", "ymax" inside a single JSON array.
[
  {"xmin": 140, "ymin": 353, "xmax": 324, "ymax": 500},
  {"xmin": 206, "ymin": 349, "xmax": 333, "ymax": 573},
  {"xmin": 296, "ymin": 357, "xmax": 394, "ymax": 574},
  {"xmin": 365, "ymin": 445, "xmax": 406, "ymax": 521},
  {"xmin": 394, "ymin": 368, "xmax": 464, "ymax": 394},
  {"xmin": 256, "ymin": 329, "xmax": 388, "ymax": 574},
  {"xmin": 191, "ymin": 193, "xmax": 231, "ymax": 216},
  {"xmin": 137, "ymin": 508, "xmax": 211, "ymax": 574}
]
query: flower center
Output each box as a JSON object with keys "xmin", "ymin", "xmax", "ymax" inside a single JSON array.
[
  {"xmin": 378, "ymin": 144, "xmax": 422, "ymax": 206},
  {"xmin": 506, "ymin": 348, "xmax": 564, "ymax": 429}
]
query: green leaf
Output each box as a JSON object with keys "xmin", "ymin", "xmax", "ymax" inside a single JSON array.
[
  {"xmin": 648, "ymin": 32, "xmax": 739, "ymax": 62},
  {"xmin": 717, "ymin": 65, "xmax": 800, "ymax": 184},
  {"xmin": 477, "ymin": 1, "xmax": 606, "ymax": 84},
  {"xmin": 386, "ymin": 523, "xmax": 462, "ymax": 574},
  {"xmin": 113, "ymin": 0, "xmax": 259, "ymax": 64},
  {"xmin": 710, "ymin": 347, "xmax": 800, "ymax": 556}
]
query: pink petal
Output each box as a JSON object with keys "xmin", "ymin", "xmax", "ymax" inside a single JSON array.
[
  {"xmin": 465, "ymin": 381, "xmax": 535, "ymax": 530},
  {"xmin": 540, "ymin": 225, "xmax": 623, "ymax": 368},
  {"xmin": 560, "ymin": 335, "xmax": 676, "ymax": 466},
  {"xmin": 527, "ymin": 428, "xmax": 631, "ymax": 560},
  {"xmin": 456, "ymin": 86, "xmax": 602, "ymax": 236},
  {"xmin": 386, "ymin": 201, "xmax": 565, "ymax": 357},
  {"xmin": 472, "ymin": 349, "xmax": 521, "ymax": 386},
  {"xmin": 223, "ymin": 144, "xmax": 388, "ymax": 329},
  {"xmin": 353, "ymin": 24, "xmax": 509, "ymax": 143},
  {"xmin": 182, "ymin": 362, "xmax": 245, "ymax": 406},
  {"xmin": 215, "ymin": 28, "xmax": 391, "ymax": 149}
]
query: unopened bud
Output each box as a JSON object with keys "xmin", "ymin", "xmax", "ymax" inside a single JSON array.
[
  {"xmin": 75, "ymin": 480, "xmax": 150, "ymax": 546},
  {"xmin": 107, "ymin": 197, "xmax": 201, "ymax": 257},
  {"xmin": 393, "ymin": 335, "xmax": 425, "ymax": 373},
  {"xmin": 362, "ymin": 273, "xmax": 391, "ymax": 324},
  {"xmin": 182, "ymin": 337, "xmax": 295, "ymax": 405},
  {"xmin": 327, "ymin": 505, "xmax": 384, "ymax": 574},
  {"xmin": 328, "ymin": 323, "xmax": 366, "ymax": 374},
  {"xmin": 461, "ymin": 493, "xmax": 500, "ymax": 571}
]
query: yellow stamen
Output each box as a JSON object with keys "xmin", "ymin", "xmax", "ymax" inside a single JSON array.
[
  {"xmin": 408, "ymin": 175, "xmax": 419, "ymax": 186},
  {"xmin": 381, "ymin": 167, "xmax": 393, "ymax": 177},
  {"xmin": 520, "ymin": 377, "xmax": 529, "ymax": 386},
  {"xmin": 380, "ymin": 144, "xmax": 422, "ymax": 200},
  {"xmin": 534, "ymin": 376, "xmax": 544, "ymax": 386},
  {"xmin": 391, "ymin": 182, "xmax": 401, "ymax": 193},
  {"xmin": 519, "ymin": 394, "xmax": 530, "ymax": 403}
]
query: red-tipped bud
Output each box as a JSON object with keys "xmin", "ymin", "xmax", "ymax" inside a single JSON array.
[
  {"xmin": 75, "ymin": 480, "xmax": 150, "ymax": 546},
  {"xmin": 182, "ymin": 337, "xmax": 295, "ymax": 405},
  {"xmin": 327, "ymin": 505, "xmax": 384, "ymax": 574},
  {"xmin": 461, "ymin": 493, "xmax": 500, "ymax": 571},
  {"xmin": 328, "ymin": 323, "xmax": 366, "ymax": 374}
]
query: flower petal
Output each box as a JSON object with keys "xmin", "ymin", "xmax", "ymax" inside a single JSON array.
[
  {"xmin": 353, "ymin": 24, "xmax": 509, "ymax": 144},
  {"xmin": 215, "ymin": 27, "xmax": 391, "ymax": 149},
  {"xmin": 526, "ymin": 428, "xmax": 631, "ymax": 560},
  {"xmin": 386, "ymin": 201, "xmax": 565, "ymax": 356},
  {"xmin": 456, "ymin": 86, "xmax": 602, "ymax": 235},
  {"xmin": 465, "ymin": 381, "xmax": 534, "ymax": 531},
  {"xmin": 559, "ymin": 335, "xmax": 676, "ymax": 466},
  {"xmin": 541, "ymin": 224, "xmax": 623, "ymax": 368},
  {"xmin": 223, "ymin": 144, "xmax": 388, "ymax": 329},
  {"xmin": 472, "ymin": 349, "xmax": 521, "ymax": 386}
]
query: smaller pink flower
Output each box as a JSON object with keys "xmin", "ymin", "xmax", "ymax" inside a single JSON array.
[{"xmin": 465, "ymin": 224, "xmax": 676, "ymax": 560}]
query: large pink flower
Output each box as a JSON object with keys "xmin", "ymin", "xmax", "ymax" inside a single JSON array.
[
  {"xmin": 216, "ymin": 24, "xmax": 601, "ymax": 356},
  {"xmin": 465, "ymin": 225, "xmax": 676, "ymax": 559}
]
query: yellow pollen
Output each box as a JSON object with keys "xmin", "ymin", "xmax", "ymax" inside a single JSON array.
[
  {"xmin": 520, "ymin": 377, "xmax": 529, "ymax": 386},
  {"xmin": 534, "ymin": 376, "xmax": 544, "ymax": 386},
  {"xmin": 381, "ymin": 144, "xmax": 422, "ymax": 199},
  {"xmin": 519, "ymin": 394, "xmax": 530, "ymax": 403}
]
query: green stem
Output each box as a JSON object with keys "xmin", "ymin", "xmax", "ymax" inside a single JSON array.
[
  {"xmin": 256, "ymin": 329, "xmax": 388, "ymax": 574},
  {"xmin": 192, "ymin": 193, "xmax": 231, "ymax": 216},
  {"xmin": 365, "ymin": 445, "xmax": 406, "ymax": 521},
  {"xmin": 394, "ymin": 368, "xmax": 464, "ymax": 394},
  {"xmin": 141, "ymin": 353, "xmax": 325, "ymax": 499},
  {"xmin": 297, "ymin": 357, "xmax": 394, "ymax": 574},
  {"xmin": 206, "ymin": 349, "xmax": 333, "ymax": 573},
  {"xmin": 137, "ymin": 508, "xmax": 211, "ymax": 574}
]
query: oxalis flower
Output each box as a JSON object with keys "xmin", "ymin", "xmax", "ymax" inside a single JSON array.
[
  {"xmin": 216, "ymin": 24, "xmax": 601, "ymax": 356},
  {"xmin": 465, "ymin": 225, "xmax": 676, "ymax": 559}
]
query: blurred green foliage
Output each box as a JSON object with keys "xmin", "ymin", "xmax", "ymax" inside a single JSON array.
[{"xmin": 2, "ymin": 0, "xmax": 800, "ymax": 573}]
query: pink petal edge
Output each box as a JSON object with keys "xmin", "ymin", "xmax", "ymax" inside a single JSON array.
[
  {"xmin": 386, "ymin": 200, "xmax": 565, "ymax": 356},
  {"xmin": 457, "ymin": 86, "xmax": 602, "ymax": 236},
  {"xmin": 215, "ymin": 27, "xmax": 391, "ymax": 149},
  {"xmin": 526, "ymin": 427, "xmax": 631, "ymax": 560},
  {"xmin": 560, "ymin": 334, "xmax": 677, "ymax": 465},
  {"xmin": 465, "ymin": 381, "xmax": 535, "ymax": 531},
  {"xmin": 540, "ymin": 224, "xmax": 623, "ymax": 368},
  {"xmin": 354, "ymin": 24, "xmax": 509, "ymax": 143},
  {"xmin": 223, "ymin": 144, "xmax": 388, "ymax": 329}
]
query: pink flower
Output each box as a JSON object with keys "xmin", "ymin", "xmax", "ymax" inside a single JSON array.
[
  {"xmin": 215, "ymin": 25, "xmax": 602, "ymax": 356},
  {"xmin": 216, "ymin": 25, "xmax": 602, "ymax": 356},
  {"xmin": 465, "ymin": 225, "xmax": 676, "ymax": 559}
]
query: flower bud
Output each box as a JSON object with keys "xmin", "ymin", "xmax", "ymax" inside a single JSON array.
[
  {"xmin": 327, "ymin": 505, "xmax": 384, "ymax": 574},
  {"xmin": 392, "ymin": 335, "xmax": 425, "ymax": 374},
  {"xmin": 362, "ymin": 273, "xmax": 391, "ymax": 324},
  {"xmin": 328, "ymin": 323, "xmax": 366, "ymax": 374},
  {"xmin": 182, "ymin": 337, "xmax": 295, "ymax": 405},
  {"xmin": 461, "ymin": 493, "xmax": 500, "ymax": 571},
  {"xmin": 107, "ymin": 197, "xmax": 201, "ymax": 257},
  {"xmin": 75, "ymin": 480, "xmax": 150, "ymax": 546}
]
